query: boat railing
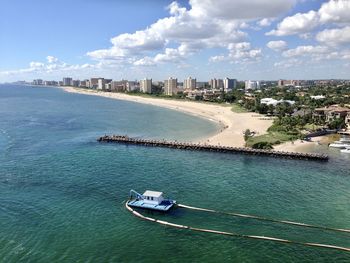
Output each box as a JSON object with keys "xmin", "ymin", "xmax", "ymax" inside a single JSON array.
[{"xmin": 129, "ymin": 189, "xmax": 144, "ymax": 200}]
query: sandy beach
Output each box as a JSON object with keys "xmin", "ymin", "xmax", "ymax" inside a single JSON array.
[
  {"xmin": 273, "ymin": 140, "xmax": 315, "ymax": 153},
  {"xmin": 61, "ymin": 87, "xmax": 273, "ymax": 147},
  {"xmin": 274, "ymin": 134, "xmax": 340, "ymax": 153}
]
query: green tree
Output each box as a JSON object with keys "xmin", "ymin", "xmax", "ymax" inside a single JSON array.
[
  {"xmin": 256, "ymin": 103, "xmax": 268, "ymax": 114},
  {"xmin": 328, "ymin": 118, "xmax": 345, "ymax": 130},
  {"xmin": 224, "ymin": 92, "xmax": 236, "ymax": 103},
  {"xmin": 244, "ymin": 129, "xmax": 251, "ymax": 142},
  {"xmin": 275, "ymin": 102, "xmax": 294, "ymax": 118}
]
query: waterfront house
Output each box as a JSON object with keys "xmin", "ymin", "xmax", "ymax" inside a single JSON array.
[
  {"xmin": 313, "ymin": 105, "xmax": 350, "ymax": 124},
  {"xmin": 292, "ymin": 108, "xmax": 311, "ymax": 117},
  {"xmin": 186, "ymin": 90, "xmax": 203, "ymax": 100},
  {"xmin": 260, "ymin": 98, "xmax": 295, "ymax": 106}
]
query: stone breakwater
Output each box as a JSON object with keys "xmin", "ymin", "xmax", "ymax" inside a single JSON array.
[{"xmin": 97, "ymin": 135, "xmax": 329, "ymax": 161}]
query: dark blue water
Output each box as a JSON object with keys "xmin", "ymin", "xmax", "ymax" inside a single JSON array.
[{"xmin": 0, "ymin": 85, "xmax": 349, "ymax": 262}]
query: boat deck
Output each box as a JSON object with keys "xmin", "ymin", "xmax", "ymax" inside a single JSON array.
[{"xmin": 127, "ymin": 199, "xmax": 176, "ymax": 211}]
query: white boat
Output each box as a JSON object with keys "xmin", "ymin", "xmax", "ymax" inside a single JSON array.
[
  {"xmin": 127, "ymin": 190, "xmax": 176, "ymax": 211},
  {"xmin": 339, "ymin": 137, "xmax": 350, "ymax": 143},
  {"xmin": 329, "ymin": 141, "xmax": 350, "ymax": 149},
  {"xmin": 340, "ymin": 147, "xmax": 350, "ymax": 153}
]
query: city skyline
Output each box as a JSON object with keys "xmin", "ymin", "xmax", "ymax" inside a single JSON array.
[{"xmin": 1, "ymin": 0, "xmax": 350, "ymax": 83}]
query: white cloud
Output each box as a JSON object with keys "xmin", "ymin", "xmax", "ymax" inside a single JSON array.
[
  {"xmin": 267, "ymin": 0, "xmax": 350, "ymax": 37},
  {"xmin": 133, "ymin": 57, "xmax": 156, "ymax": 66},
  {"xmin": 282, "ymin": 45, "xmax": 328, "ymax": 58},
  {"xmin": 299, "ymin": 33, "xmax": 313, "ymax": 39},
  {"xmin": 274, "ymin": 58, "xmax": 301, "ymax": 68},
  {"xmin": 189, "ymin": 0, "xmax": 295, "ymax": 20},
  {"xmin": 341, "ymin": 50, "xmax": 350, "ymax": 60},
  {"xmin": 230, "ymin": 43, "xmax": 262, "ymax": 60},
  {"xmin": 258, "ymin": 18, "xmax": 274, "ymax": 27},
  {"xmin": 210, "ymin": 42, "xmax": 262, "ymax": 63},
  {"xmin": 209, "ymin": 55, "xmax": 226, "ymax": 63},
  {"xmin": 134, "ymin": 42, "xmax": 202, "ymax": 65},
  {"xmin": 267, "ymin": 40, "xmax": 287, "ymax": 51},
  {"xmin": 275, "ymin": 47, "xmax": 350, "ymax": 69},
  {"xmin": 46, "ymin": 56, "xmax": 58, "ymax": 63},
  {"xmin": 267, "ymin": 10, "xmax": 319, "ymax": 36},
  {"xmin": 0, "ymin": 57, "xmax": 95, "ymax": 77},
  {"xmin": 168, "ymin": 1, "xmax": 187, "ymax": 16},
  {"xmin": 316, "ymin": 26, "xmax": 350, "ymax": 46},
  {"xmin": 6, "ymin": 0, "xmax": 350, "ymax": 81},
  {"xmin": 87, "ymin": 0, "xmax": 293, "ymax": 65},
  {"xmin": 87, "ymin": 47, "xmax": 127, "ymax": 60},
  {"xmin": 29, "ymin": 62, "xmax": 45, "ymax": 69},
  {"xmin": 154, "ymin": 47, "xmax": 183, "ymax": 63},
  {"xmin": 281, "ymin": 44, "xmax": 350, "ymax": 62},
  {"xmin": 319, "ymin": 0, "xmax": 350, "ymax": 24},
  {"xmin": 87, "ymin": 1, "xmax": 246, "ymax": 62},
  {"xmin": 110, "ymin": 30, "xmax": 164, "ymax": 53}
]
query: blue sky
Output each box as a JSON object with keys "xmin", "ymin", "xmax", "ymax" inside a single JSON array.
[{"xmin": 1, "ymin": 0, "xmax": 349, "ymax": 82}]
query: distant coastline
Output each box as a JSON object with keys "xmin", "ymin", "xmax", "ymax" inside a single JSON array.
[
  {"xmin": 60, "ymin": 86, "xmax": 276, "ymax": 148},
  {"xmin": 60, "ymin": 86, "xmax": 328, "ymax": 153},
  {"xmin": 54, "ymin": 86, "xmax": 326, "ymax": 153}
]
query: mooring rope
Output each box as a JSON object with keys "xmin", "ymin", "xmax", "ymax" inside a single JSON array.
[
  {"xmin": 125, "ymin": 202, "xmax": 350, "ymax": 253},
  {"xmin": 177, "ymin": 204, "xmax": 350, "ymax": 234}
]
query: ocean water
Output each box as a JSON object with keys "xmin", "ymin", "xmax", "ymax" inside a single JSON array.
[{"xmin": 0, "ymin": 85, "xmax": 349, "ymax": 262}]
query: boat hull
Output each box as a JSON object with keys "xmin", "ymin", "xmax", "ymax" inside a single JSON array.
[
  {"xmin": 329, "ymin": 144, "xmax": 350, "ymax": 148},
  {"xmin": 127, "ymin": 199, "xmax": 176, "ymax": 211}
]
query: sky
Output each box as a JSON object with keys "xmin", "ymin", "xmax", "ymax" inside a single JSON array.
[{"xmin": 0, "ymin": 0, "xmax": 349, "ymax": 82}]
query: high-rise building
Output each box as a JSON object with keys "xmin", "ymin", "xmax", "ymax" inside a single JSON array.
[
  {"xmin": 62, "ymin": 77, "xmax": 72, "ymax": 86},
  {"xmin": 104, "ymin": 83, "xmax": 111, "ymax": 91},
  {"xmin": 164, "ymin": 77, "xmax": 177, "ymax": 95},
  {"xmin": 140, "ymin": 79, "xmax": 152, "ymax": 93},
  {"xmin": 79, "ymin": 80, "xmax": 88, "ymax": 87},
  {"xmin": 209, "ymin": 79, "xmax": 224, "ymax": 90},
  {"xmin": 278, "ymin": 79, "xmax": 300, "ymax": 87},
  {"xmin": 43, "ymin": 80, "xmax": 58, "ymax": 86},
  {"xmin": 183, "ymin": 77, "xmax": 196, "ymax": 90},
  {"xmin": 90, "ymin": 78, "xmax": 99, "ymax": 89},
  {"xmin": 111, "ymin": 80, "xmax": 127, "ymax": 92},
  {"xmin": 33, "ymin": 79, "xmax": 43, "ymax": 85},
  {"xmin": 245, "ymin": 80, "xmax": 260, "ymax": 90},
  {"xmin": 126, "ymin": 81, "xmax": 138, "ymax": 92},
  {"xmin": 196, "ymin": 82, "xmax": 207, "ymax": 89},
  {"xmin": 97, "ymin": 78, "xmax": 105, "ymax": 90},
  {"xmin": 72, "ymin": 80, "xmax": 80, "ymax": 87},
  {"xmin": 223, "ymin": 78, "xmax": 237, "ymax": 92}
]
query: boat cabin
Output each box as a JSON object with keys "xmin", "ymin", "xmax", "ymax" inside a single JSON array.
[
  {"xmin": 128, "ymin": 189, "xmax": 176, "ymax": 211},
  {"xmin": 142, "ymin": 190, "xmax": 164, "ymax": 205}
]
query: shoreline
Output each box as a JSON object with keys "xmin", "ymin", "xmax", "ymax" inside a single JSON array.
[
  {"xmin": 273, "ymin": 140, "xmax": 316, "ymax": 153},
  {"xmin": 60, "ymin": 86, "xmax": 273, "ymax": 147},
  {"xmin": 58, "ymin": 86, "xmax": 337, "ymax": 154},
  {"xmin": 274, "ymin": 134, "xmax": 340, "ymax": 153}
]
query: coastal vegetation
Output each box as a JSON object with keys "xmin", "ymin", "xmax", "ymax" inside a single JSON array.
[
  {"xmin": 246, "ymin": 130, "xmax": 298, "ymax": 149},
  {"xmin": 231, "ymin": 103, "xmax": 248, "ymax": 113},
  {"xmin": 72, "ymin": 83, "xmax": 350, "ymax": 149},
  {"xmin": 237, "ymin": 84, "xmax": 350, "ymax": 148}
]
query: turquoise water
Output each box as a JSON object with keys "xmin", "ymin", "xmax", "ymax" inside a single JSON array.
[{"xmin": 0, "ymin": 85, "xmax": 349, "ymax": 262}]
